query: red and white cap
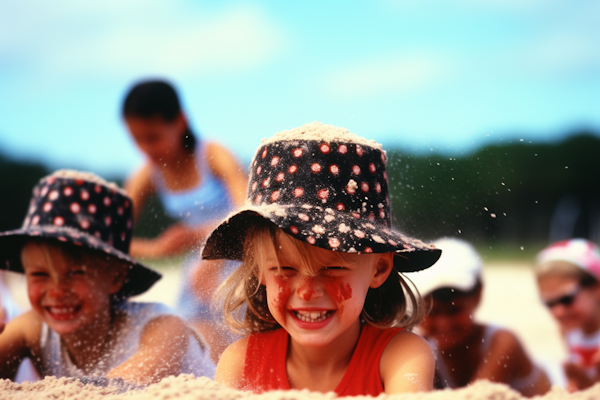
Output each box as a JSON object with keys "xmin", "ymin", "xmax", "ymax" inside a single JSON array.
[{"xmin": 536, "ymin": 239, "xmax": 600, "ymax": 279}]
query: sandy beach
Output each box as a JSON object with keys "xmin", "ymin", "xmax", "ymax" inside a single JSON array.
[{"xmin": 3, "ymin": 259, "xmax": 597, "ymax": 399}]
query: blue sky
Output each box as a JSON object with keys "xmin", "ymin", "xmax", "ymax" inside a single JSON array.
[{"xmin": 0, "ymin": 0, "xmax": 598, "ymax": 178}]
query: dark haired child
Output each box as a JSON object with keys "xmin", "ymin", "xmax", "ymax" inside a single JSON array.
[
  {"xmin": 0, "ymin": 170, "xmax": 215, "ymax": 384},
  {"xmin": 204, "ymin": 122, "xmax": 442, "ymax": 395},
  {"xmin": 535, "ymin": 239, "xmax": 600, "ymax": 392},
  {"xmin": 122, "ymin": 79, "xmax": 247, "ymax": 361},
  {"xmin": 409, "ymin": 238, "xmax": 551, "ymax": 396}
]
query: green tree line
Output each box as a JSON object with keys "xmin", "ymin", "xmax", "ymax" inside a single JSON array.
[
  {"xmin": 1, "ymin": 131, "xmax": 599, "ymax": 248},
  {"xmin": 386, "ymin": 131, "xmax": 600, "ymax": 246}
]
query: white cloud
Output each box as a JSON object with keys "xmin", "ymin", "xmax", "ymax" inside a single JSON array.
[
  {"xmin": 0, "ymin": 0, "xmax": 286, "ymax": 79},
  {"xmin": 321, "ymin": 53, "xmax": 448, "ymax": 99}
]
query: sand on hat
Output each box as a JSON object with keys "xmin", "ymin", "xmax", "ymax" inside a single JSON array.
[
  {"xmin": 2, "ymin": 374, "xmax": 600, "ymax": 400},
  {"xmin": 45, "ymin": 169, "xmax": 127, "ymax": 195},
  {"xmin": 262, "ymin": 121, "xmax": 383, "ymax": 150}
]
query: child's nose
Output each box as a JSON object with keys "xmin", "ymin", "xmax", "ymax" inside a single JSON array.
[
  {"xmin": 48, "ymin": 280, "xmax": 71, "ymax": 298},
  {"xmin": 296, "ymin": 276, "xmax": 323, "ymax": 302}
]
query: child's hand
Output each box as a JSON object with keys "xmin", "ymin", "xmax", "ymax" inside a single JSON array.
[
  {"xmin": 564, "ymin": 362, "xmax": 594, "ymax": 391},
  {"xmin": 129, "ymin": 223, "xmax": 214, "ymax": 258},
  {"xmin": 0, "ymin": 306, "xmax": 6, "ymax": 334}
]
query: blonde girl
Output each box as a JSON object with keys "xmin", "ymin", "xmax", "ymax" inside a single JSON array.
[{"xmin": 202, "ymin": 122, "xmax": 441, "ymax": 395}]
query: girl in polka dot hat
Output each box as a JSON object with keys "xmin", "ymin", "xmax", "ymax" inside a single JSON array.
[
  {"xmin": 0, "ymin": 170, "xmax": 215, "ymax": 384},
  {"xmin": 208, "ymin": 122, "xmax": 441, "ymax": 395}
]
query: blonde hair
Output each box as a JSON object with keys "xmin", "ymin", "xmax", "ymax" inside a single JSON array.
[
  {"xmin": 219, "ymin": 218, "xmax": 425, "ymax": 334},
  {"xmin": 535, "ymin": 260, "xmax": 598, "ymax": 287}
]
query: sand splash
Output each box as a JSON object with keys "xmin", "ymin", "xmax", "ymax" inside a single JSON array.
[{"xmin": 1, "ymin": 375, "xmax": 599, "ymax": 400}]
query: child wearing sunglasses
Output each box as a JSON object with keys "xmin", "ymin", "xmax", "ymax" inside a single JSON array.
[
  {"xmin": 535, "ymin": 238, "xmax": 600, "ymax": 392},
  {"xmin": 409, "ymin": 238, "xmax": 551, "ymax": 397}
]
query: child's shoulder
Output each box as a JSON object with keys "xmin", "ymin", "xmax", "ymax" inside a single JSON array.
[
  {"xmin": 215, "ymin": 335, "xmax": 251, "ymax": 389},
  {"xmin": 1, "ymin": 310, "xmax": 43, "ymax": 351},
  {"xmin": 381, "ymin": 329, "xmax": 433, "ymax": 361},
  {"xmin": 483, "ymin": 325, "xmax": 523, "ymax": 353},
  {"xmin": 380, "ymin": 329, "xmax": 435, "ymax": 393},
  {"xmin": 116, "ymin": 301, "xmax": 187, "ymax": 333}
]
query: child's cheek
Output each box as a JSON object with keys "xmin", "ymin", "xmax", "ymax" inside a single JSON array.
[
  {"xmin": 324, "ymin": 279, "xmax": 353, "ymax": 313},
  {"xmin": 268, "ymin": 275, "xmax": 291, "ymax": 320},
  {"xmin": 27, "ymin": 283, "xmax": 44, "ymax": 314}
]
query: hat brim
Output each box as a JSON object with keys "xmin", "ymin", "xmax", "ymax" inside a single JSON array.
[
  {"xmin": 0, "ymin": 227, "xmax": 161, "ymax": 297},
  {"xmin": 202, "ymin": 206, "xmax": 441, "ymax": 273}
]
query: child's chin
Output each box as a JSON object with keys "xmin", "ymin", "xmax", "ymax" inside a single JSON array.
[
  {"xmin": 47, "ymin": 320, "xmax": 84, "ymax": 336},
  {"xmin": 43, "ymin": 313, "xmax": 84, "ymax": 334}
]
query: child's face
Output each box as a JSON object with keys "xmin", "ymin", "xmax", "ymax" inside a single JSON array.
[
  {"xmin": 419, "ymin": 292, "xmax": 479, "ymax": 351},
  {"xmin": 260, "ymin": 233, "xmax": 392, "ymax": 348},
  {"xmin": 538, "ymin": 274, "xmax": 600, "ymax": 333},
  {"xmin": 21, "ymin": 241, "xmax": 124, "ymax": 337},
  {"xmin": 126, "ymin": 114, "xmax": 186, "ymax": 165}
]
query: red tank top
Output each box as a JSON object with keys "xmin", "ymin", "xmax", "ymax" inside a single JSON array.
[{"xmin": 243, "ymin": 324, "xmax": 402, "ymax": 396}]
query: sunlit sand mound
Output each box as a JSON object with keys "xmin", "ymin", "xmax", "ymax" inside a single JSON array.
[{"xmin": 1, "ymin": 375, "xmax": 599, "ymax": 400}]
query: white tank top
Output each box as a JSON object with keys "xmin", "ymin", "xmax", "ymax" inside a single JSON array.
[{"xmin": 37, "ymin": 302, "xmax": 215, "ymax": 380}]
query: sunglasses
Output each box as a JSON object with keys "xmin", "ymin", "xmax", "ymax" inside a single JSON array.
[{"xmin": 543, "ymin": 286, "xmax": 581, "ymax": 309}]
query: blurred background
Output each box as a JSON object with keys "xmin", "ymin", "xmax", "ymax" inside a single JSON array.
[{"xmin": 1, "ymin": 0, "xmax": 599, "ymax": 254}]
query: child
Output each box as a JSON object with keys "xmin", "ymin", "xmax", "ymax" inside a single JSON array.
[
  {"xmin": 203, "ymin": 121, "xmax": 442, "ymax": 395},
  {"xmin": 535, "ymin": 238, "xmax": 600, "ymax": 392},
  {"xmin": 0, "ymin": 170, "xmax": 215, "ymax": 384},
  {"xmin": 408, "ymin": 237, "xmax": 551, "ymax": 397},
  {"xmin": 122, "ymin": 80, "xmax": 247, "ymax": 362}
]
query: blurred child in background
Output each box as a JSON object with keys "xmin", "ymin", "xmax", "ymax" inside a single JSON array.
[
  {"xmin": 0, "ymin": 170, "xmax": 214, "ymax": 384},
  {"xmin": 535, "ymin": 238, "xmax": 600, "ymax": 392},
  {"xmin": 122, "ymin": 80, "xmax": 247, "ymax": 362},
  {"xmin": 409, "ymin": 237, "xmax": 551, "ymax": 396}
]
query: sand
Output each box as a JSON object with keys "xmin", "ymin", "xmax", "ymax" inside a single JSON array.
[
  {"xmin": 261, "ymin": 121, "xmax": 383, "ymax": 149},
  {"xmin": 2, "ymin": 374, "xmax": 600, "ymax": 400},
  {"xmin": 1, "ymin": 260, "xmax": 592, "ymax": 399}
]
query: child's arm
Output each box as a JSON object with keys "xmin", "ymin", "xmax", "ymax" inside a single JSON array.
[
  {"xmin": 474, "ymin": 328, "xmax": 551, "ymax": 396},
  {"xmin": 380, "ymin": 331, "xmax": 435, "ymax": 393},
  {"xmin": 124, "ymin": 164, "xmax": 155, "ymax": 223},
  {"xmin": 214, "ymin": 337, "xmax": 249, "ymax": 390},
  {"xmin": 0, "ymin": 311, "xmax": 41, "ymax": 380},
  {"xmin": 106, "ymin": 315, "xmax": 201, "ymax": 385},
  {"xmin": 205, "ymin": 141, "xmax": 248, "ymax": 208}
]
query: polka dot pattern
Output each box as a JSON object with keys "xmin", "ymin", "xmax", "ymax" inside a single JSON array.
[
  {"xmin": 203, "ymin": 123, "xmax": 441, "ymax": 273},
  {"xmin": 14, "ymin": 175, "xmax": 134, "ymax": 254},
  {"xmin": 243, "ymin": 139, "xmax": 431, "ymax": 255}
]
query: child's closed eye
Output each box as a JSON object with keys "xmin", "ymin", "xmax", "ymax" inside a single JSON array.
[
  {"xmin": 270, "ymin": 266, "xmax": 297, "ymax": 277},
  {"xmin": 321, "ymin": 266, "xmax": 349, "ymax": 276},
  {"xmin": 28, "ymin": 271, "xmax": 49, "ymax": 278}
]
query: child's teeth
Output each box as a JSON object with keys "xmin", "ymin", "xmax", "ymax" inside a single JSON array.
[
  {"xmin": 295, "ymin": 310, "xmax": 330, "ymax": 322},
  {"xmin": 50, "ymin": 307, "xmax": 75, "ymax": 314}
]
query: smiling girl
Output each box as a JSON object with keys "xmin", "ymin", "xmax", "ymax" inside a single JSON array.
[
  {"xmin": 202, "ymin": 122, "xmax": 442, "ymax": 395},
  {"xmin": 0, "ymin": 170, "xmax": 215, "ymax": 384}
]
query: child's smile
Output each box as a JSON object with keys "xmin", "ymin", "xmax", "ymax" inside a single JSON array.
[
  {"xmin": 261, "ymin": 233, "xmax": 386, "ymax": 348},
  {"xmin": 42, "ymin": 303, "xmax": 83, "ymax": 322}
]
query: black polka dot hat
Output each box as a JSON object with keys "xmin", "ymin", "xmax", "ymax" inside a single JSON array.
[
  {"xmin": 203, "ymin": 122, "xmax": 441, "ymax": 272},
  {"xmin": 0, "ymin": 169, "xmax": 161, "ymax": 297}
]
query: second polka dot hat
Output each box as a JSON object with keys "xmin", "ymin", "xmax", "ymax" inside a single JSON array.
[
  {"xmin": 202, "ymin": 122, "xmax": 441, "ymax": 272},
  {"xmin": 0, "ymin": 169, "xmax": 161, "ymax": 297}
]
